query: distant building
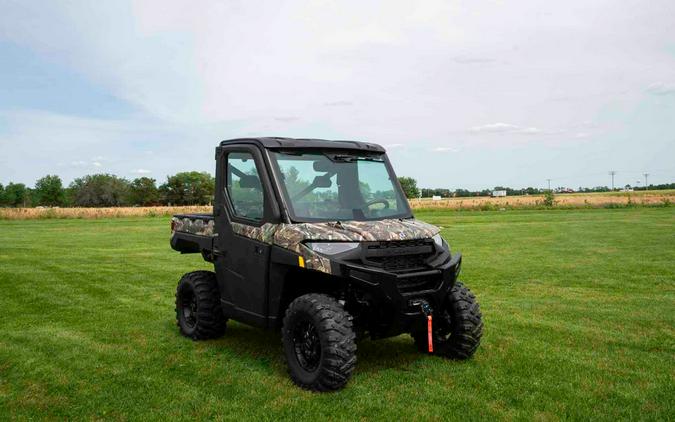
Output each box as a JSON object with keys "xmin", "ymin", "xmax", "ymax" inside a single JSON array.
[
  {"xmin": 492, "ymin": 190, "xmax": 507, "ymax": 197},
  {"xmin": 432, "ymin": 195, "xmax": 442, "ymax": 201}
]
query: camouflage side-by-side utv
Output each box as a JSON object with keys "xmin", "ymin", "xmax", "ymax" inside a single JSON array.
[{"xmin": 170, "ymin": 137, "xmax": 483, "ymax": 391}]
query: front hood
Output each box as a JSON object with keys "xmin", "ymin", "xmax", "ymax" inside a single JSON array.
[{"xmin": 274, "ymin": 218, "xmax": 440, "ymax": 249}]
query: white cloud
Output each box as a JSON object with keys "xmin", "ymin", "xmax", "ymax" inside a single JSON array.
[
  {"xmin": 131, "ymin": 169, "xmax": 152, "ymax": 174},
  {"xmin": 431, "ymin": 147, "xmax": 459, "ymax": 152},
  {"xmin": 324, "ymin": 101, "xmax": 354, "ymax": 107},
  {"xmin": 513, "ymin": 127, "xmax": 541, "ymax": 135},
  {"xmin": 469, "ymin": 123, "xmax": 541, "ymax": 135},
  {"xmin": 9, "ymin": 0, "xmax": 666, "ymax": 129},
  {"xmin": 470, "ymin": 123, "xmax": 520, "ymax": 133},
  {"xmin": 452, "ymin": 56, "xmax": 497, "ymax": 64},
  {"xmin": 274, "ymin": 117, "xmax": 299, "ymax": 122},
  {"xmin": 65, "ymin": 158, "xmax": 104, "ymax": 170},
  {"xmin": 646, "ymin": 82, "xmax": 675, "ymax": 96},
  {"xmin": 0, "ymin": 109, "xmax": 210, "ymax": 185},
  {"xmin": 1, "ymin": 1, "xmax": 674, "ymax": 188},
  {"xmin": 320, "ymin": 24, "xmax": 401, "ymax": 48}
]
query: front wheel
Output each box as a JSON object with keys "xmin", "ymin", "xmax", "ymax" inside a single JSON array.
[
  {"xmin": 412, "ymin": 281, "xmax": 483, "ymax": 359},
  {"xmin": 282, "ymin": 294, "xmax": 357, "ymax": 391}
]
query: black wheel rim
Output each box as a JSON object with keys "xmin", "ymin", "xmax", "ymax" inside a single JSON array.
[
  {"xmin": 181, "ymin": 287, "xmax": 198, "ymax": 329},
  {"xmin": 292, "ymin": 319, "xmax": 321, "ymax": 372},
  {"xmin": 432, "ymin": 310, "xmax": 453, "ymax": 343}
]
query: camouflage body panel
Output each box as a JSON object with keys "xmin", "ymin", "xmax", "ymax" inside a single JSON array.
[
  {"xmin": 299, "ymin": 244, "xmax": 333, "ymax": 274},
  {"xmin": 172, "ymin": 216, "xmax": 215, "ymax": 236},
  {"xmin": 272, "ymin": 218, "xmax": 440, "ymax": 274},
  {"xmin": 228, "ymin": 222, "xmax": 334, "ymax": 273},
  {"xmin": 230, "ymin": 222, "xmax": 277, "ymax": 244},
  {"xmin": 273, "ymin": 218, "xmax": 439, "ymax": 247},
  {"xmin": 175, "ymin": 216, "xmax": 439, "ymax": 275}
]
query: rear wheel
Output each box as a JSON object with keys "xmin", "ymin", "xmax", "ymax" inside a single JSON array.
[
  {"xmin": 282, "ymin": 294, "xmax": 357, "ymax": 391},
  {"xmin": 412, "ymin": 282, "xmax": 483, "ymax": 359},
  {"xmin": 175, "ymin": 271, "xmax": 226, "ymax": 340}
]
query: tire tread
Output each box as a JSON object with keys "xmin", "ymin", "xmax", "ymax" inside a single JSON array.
[
  {"xmin": 175, "ymin": 271, "xmax": 227, "ymax": 340},
  {"xmin": 412, "ymin": 281, "xmax": 483, "ymax": 359},
  {"xmin": 282, "ymin": 293, "xmax": 357, "ymax": 392}
]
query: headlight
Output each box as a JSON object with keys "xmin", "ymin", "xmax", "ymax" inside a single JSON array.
[
  {"xmin": 305, "ymin": 242, "xmax": 359, "ymax": 255},
  {"xmin": 432, "ymin": 233, "xmax": 444, "ymax": 248}
]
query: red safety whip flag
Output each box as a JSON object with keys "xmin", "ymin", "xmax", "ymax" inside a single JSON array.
[{"xmin": 427, "ymin": 314, "xmax": 433, "ymax": 353}]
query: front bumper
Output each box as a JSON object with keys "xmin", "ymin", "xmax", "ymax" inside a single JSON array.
[{"xmin": 333, "ymin": 252, "xmax": 462, "ymax": 337}]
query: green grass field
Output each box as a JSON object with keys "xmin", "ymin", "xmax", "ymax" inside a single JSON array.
[{"xmin": 1, "ymin": 208, "xmax": 673, "ymax": 420}]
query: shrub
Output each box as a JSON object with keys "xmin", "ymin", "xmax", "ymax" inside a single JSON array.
[{"xmin": 543, "ymin": 190, "xmax": 555, "ymax": 207}]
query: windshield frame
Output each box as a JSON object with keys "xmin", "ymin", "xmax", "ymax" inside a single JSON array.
[{"xmin": 266, "ymin": 149, "xmax": 414, "ymax": 223}]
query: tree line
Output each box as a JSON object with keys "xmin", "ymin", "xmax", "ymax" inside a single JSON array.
[
  {"xmin": 397, "ymin": 177, "xmax": 675, "ymax": 199},
  {"xmin": 0, "ymin": 172, "xmax": 215, "ymax": 207},
  {"xmin": 1, "ymin": 173, "xmax": 673, "ymax": 207}
]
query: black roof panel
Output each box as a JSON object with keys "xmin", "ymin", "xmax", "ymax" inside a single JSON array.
[{"xmin": 220, "ymin": 137, "xmax": 386, "ymax": 153}]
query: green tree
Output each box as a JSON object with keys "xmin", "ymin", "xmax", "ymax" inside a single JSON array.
[
  {"xmin": 160, "ymin": 172, "xmax": 214, "ymax": 205},
  {"xmin": 543, "ymin": 190, "xmax": 555, "ymax": 207},
  {"xmin": 128, "ymin": 177, "xmax": 159, "ymax": 206},
  {"xmin": 359, "ymin": 181, "xmax": 372, "ymax": 199},
  {"xmin": 4, "ymin": 182, "xmax": 29, "ymax": 207},
  {"xmin": 0, "ymin": 183, "xmax": 5, "ymax": 206},
  {"xmin": 69, "ymin": 174, "xmax": 130, "ymax": 207},
  {"xmin": 397, "ymin": 176, "xmax": 419, "ymax": 199},
  {"xmin": 34, "ymin": 175, "xmax": 65, "ymax": 206}
]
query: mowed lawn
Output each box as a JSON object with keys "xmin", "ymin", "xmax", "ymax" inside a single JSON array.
[{"xmin": 0, "ymin": 208, "xmax": 673, "ymax": 420}]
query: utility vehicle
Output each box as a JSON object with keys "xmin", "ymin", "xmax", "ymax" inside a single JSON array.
[{"xmin": 170, "ymin": 137, "xmax": 483, "ymax": 391}]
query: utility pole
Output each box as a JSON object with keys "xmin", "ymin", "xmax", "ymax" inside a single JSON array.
[
  {"xmin": 609, "ymin": 171, "xmax": 616, "ymax": 190},
  {"xmin": 643, "ymin": 173, "xmax": 649, "ymax": 189},
  {"xmin": 546, "ymin": 179, "xmax": 551, "ymax": 191}
]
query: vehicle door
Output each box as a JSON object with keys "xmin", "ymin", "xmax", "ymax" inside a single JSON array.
[{"xmin": 214, "ymin": 145, "xmax": 279, "ymax": 327}]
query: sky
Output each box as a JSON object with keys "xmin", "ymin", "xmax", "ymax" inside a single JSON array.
[{"xmin": 0, "ymin": 0, "xmax": 673, "ymax": 190}]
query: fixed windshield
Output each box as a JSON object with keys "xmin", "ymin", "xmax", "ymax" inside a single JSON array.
[{"xmin": 270, "ymin": 151, "xmax": 411, "ymax": 222}]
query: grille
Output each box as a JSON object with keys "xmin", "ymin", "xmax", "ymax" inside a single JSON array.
[
  {"xmin": 396, "ymin": 274, "xmax": 442, "ymax": 294},
  {"xmin": 366, "ymin": 239, "xmax": 431, "ymax": 250},
  {"xmin": 372, "ymin": 255, "xmax": 428, "ymax": 272},
  {"xmin": 363, "ymin": 239, "xmax": 434, "ymax": 273}
]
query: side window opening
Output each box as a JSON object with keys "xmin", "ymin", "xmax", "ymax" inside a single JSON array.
[{"xmin": 226, "ymin": 152, "xmax": 264, "ymax": 221}]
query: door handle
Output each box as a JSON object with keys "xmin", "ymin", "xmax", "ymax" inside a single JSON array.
[
  {"xmin": 254, "ymin": 246, "xmax": 264, "ymax": 255},
  {"xmin": 213, "ymin": 248, "xmax": 227, "ymax": 257}
]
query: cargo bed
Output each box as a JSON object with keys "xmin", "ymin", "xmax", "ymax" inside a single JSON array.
[{"xmin": 170, "ymin": 213, "xmax": 215, "ymax": 255}]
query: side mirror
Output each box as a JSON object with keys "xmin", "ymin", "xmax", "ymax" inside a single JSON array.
[
  {"xmin": 313, "ymin": 160, "xmax": 334, "ymax": 172},
  {"xmin": 313, "ymin": 174, "xmax": 332, "ymax": 188}
]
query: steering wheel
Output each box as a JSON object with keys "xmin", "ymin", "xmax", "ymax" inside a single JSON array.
[{"xmin": 362, "ymin": 199, "xmax": 390, "ymax": 210}]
